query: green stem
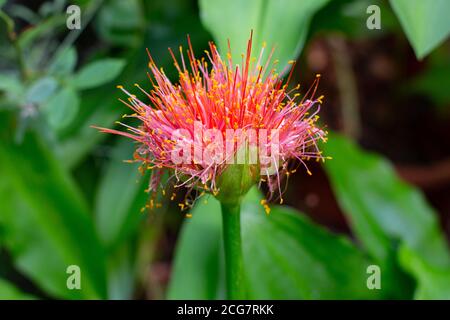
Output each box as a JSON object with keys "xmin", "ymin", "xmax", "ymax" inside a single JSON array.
[{"xmin": 220, "ymin": 201, "xmax": 245, "ymax": 299}]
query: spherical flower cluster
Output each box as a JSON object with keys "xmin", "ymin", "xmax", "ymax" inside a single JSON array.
[{"xmin": 96, "ymin": 34, "xmax": 328, "ymax": 210}]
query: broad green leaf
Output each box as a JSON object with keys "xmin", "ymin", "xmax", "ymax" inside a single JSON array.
[
  {"xmin": 242, "ymin": 197, "xmax": 381, "ymax": 299},
  {"xmin": 41, "ymin": 86, "xmax": 80, "ymax": 130},
  {"xmin": 0, "ymin": 121, "xmax": 107, "ymax": 299},
  {"xmin": 168, "ymin": 187, "xmax": 382, "ymax": 299},
  {"xmin": 167, "ymin": 196, "xmax": 224, "ymax": 300},
  {"xmin": 94, "ymin": 138, "xmax": 148, "ymax": 248},
  {"xmin": 0, "ymin": 278, "xmax": 35, "ymax": 300},
  {"xmin": 399, "ymin": 245, "xmax": 450, "ymax": 300},
  {"xmin": 323, "ymin": 133, "xmax": 450, "ymax": 297},
  {"xmin": 72, "ymin": 59, "xmax": 126, "ymax": 90},
  {"xmin": 26, "ymin": 77, "xmax": 58, "ymax": 104},
  {"xmin": 48, "ymin": 46, "xmax": 78, "ymax": 76},
  {"xmin": 390, "ymin": 0, "xmax": 450, "ymax": 59},
  {"xmin": 199, "ymin": 0, "xmax": 330, "ymax": 72},
  {"xmin": 324, "ymin": 134, "xmax": 450, "ymax": 265}
]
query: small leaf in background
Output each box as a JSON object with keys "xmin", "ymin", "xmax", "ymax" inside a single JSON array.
[
  {"xmin": 48, "ymin": 46, "xmax": 78, "ymax": 76},
  {"xmin": 323, "ymin": 133, "xmax": 450, "ymax": 298},
  {"xmin": 0, "ymin": 278, "xmax": 35, "ymax": 300},
  {"xmin": 26, "ymin": 77, "xmax": 58, "ymax": 104},
  {"xmin": 199, "ymin": 0, "xmax": 330, "ymax": 72},
  {"xmin": 72, "ymin": 59, "xmax": 126, "ymax": 90},
  {"xmin": 390, "ymin": 0, "xmax": 450, "ymax": 59},
  {"xmin": 0, "ymin": 120, "xmax": 107, "ymax": 299},
  {"xmin": 95, "ymin": 138, "xmax": 148, "ymax": 249},
  {"xmin": 41, "ymin": 86, "xmax": 80, "ymax": 131},
  {"xmin": 168, "ymin": 187, "xmax": 383, "ymax": 299}
]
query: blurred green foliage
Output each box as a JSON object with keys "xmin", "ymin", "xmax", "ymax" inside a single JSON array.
[{"xmin": 0, "ymin": 0, "xmax": 449, "ymax": 300}]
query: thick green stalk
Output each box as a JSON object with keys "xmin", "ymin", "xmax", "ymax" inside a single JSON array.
[{"xmin": 220, "ymin": 201, "xmax": 245, "ymax": 299}]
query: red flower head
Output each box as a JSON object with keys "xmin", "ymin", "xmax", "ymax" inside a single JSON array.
[{"xmin": 96, "ymin": 34, "xmax": 328, "ymax": 211}]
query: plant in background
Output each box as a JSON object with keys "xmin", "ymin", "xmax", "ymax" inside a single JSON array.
[{"xmin": 96, "ymin": 34, "xmax": 328, "ymax": 299}]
